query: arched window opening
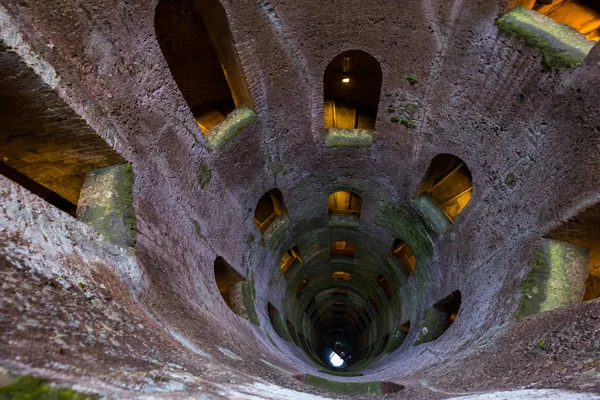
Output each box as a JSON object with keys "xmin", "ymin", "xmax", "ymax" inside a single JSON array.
[
  {"xmin": 330, "ymin": 241, "xmax": 355, "ymax": 256},
  {"xmin": 547, "ymin": 205, "xmax": 600, "ymax": 301},
  {"xmin": 390, "ymin": 240, "xmax": 417, "ymax": 274},
  {"xmin": 332, "ymin": 271, "xmax": 352, "ymax": 281},
  {"xmin": 0, "ymin": 45, "xmax": 132, "ymax": 246},
  {"xmin": 415, "ymin": 291, "xmax": 461, "ymax": 345},
  {"xmin": 328, "ymin": 191, "xmax": 362, "ymax": 217},
  {"xmin": 155, "ymin": 0, "xmax": 255, "ymax": 138},
  {"xmin": 388, "ymin": 321, "xmax": 410, "ymax": 353},
  {"xmin": 324, "ymin": 50, "xmax": 382, "ymax": 130},
  {"xmin": 281, "ymin": 246, "xmax": 302, "ymax": 274},
  {"xmin": 377, "ymin": 275, "xmax": 393, "ymax": 300},
  {"xmin": 268, "ymin": 303, "xmax": 290, "ymax": 341},
  {"xmin": 416, "ymin": 154, "xmax": 473, "ymax": 226},
  {"xmin": 516, "ymin": 0, "xmax": 600, "ymax": 41},
  {"xmin": 518, "ymin": 203, "xmax": 600, "ymax": 317},
  {"xmin": 254, "ymin": 189, "xmax": 288, "ymax": 235},
  {"xmin": 213, "ymin": 257, "xmax": 258, "ymax": 324}
]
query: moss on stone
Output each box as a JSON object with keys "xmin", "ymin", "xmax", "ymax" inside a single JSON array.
[
  {"xmin": 496, "ymin": 6, "xmax": 595, "ymax": 70},
  {"xmin": 405, "ymin": 75, "xmax": 418, "ymax": 85},
  {"xmin": 317, "ymin": 369, "xmax": 363, "ymax": 377},
  {"xmin": 400, "ymin": 119, "xmax": 416, "ymax": 129},
  {"xmin": 301, "ymin": 374, "xmax": 384, "ymax": 395},
  {"xmin": 77, "ymin": 163, "xmax": 135, "ymax": 248},
  {"xmin": 412, "ymin": 192, "xmax": 452, "ymax": 236},
  {"xmin": 265, "ymin": 330, "xmax": 279, "ymax": 349},
  {"xmin": 268, "ymin": 161, "xmax": 284, "ymax": 175},
  {"xmin": 386, "ymin": 327, "xmax": 409, "ymax": 353},
  {"xmin": 193, "ymin": 220, "xmax": 205, "ymax": 239},
  {"xmin": 324, "ymin": 128, "xmax": 373, "ymax": 147},
  {"xmin": 517, "ymin": 239, "xmax": 589, "ymax": 318},
  {"xmin": 328, "ymin": 214, "xmax": 360, "ymax": 228},
  {"xmin": 376, "ymin": 196, "xmax": 433, "ymax": 260},
  {"xmin": 0, "ymin": 375, "xmax": 96, "ymax": 399},
  {"xmin": 414, "ymin": 307, "xmax": 449, "ymax": 345},
  {"xmin": 391, "ymin": 116, "xmax": 400, "ymax": 124},
  {"xmin": 262, "ymin": 214, "xmax": 291, "ymax": 249},
  {"xmin": 205, "ymin": 104, "xmax": 257, "ymax": 149},
  {"xmin": 196, "ymin": 160, "xmax": 212, "ymax": 190}
]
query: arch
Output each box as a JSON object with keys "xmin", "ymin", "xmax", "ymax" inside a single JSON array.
[
  {"xmin": 213, "ymin": 257, "xmax": 259, "ymax": 324},
  {"xmin": 323, "ymin": 50, "xmax": 382, "ymax": 130},
  {"xmin": 415, "ymin": 154, "xmax": 473, "ymax": 231},
  {"xmin": 268, "ymin": 303, "xmax": 290, "ymax": 341},
  {"xmin": 330, "ymin": 241, "xmax": 355, "ymax": 257},
  {"xmin": 415, "ymin": 291, "xmax": 461, "ymax": 345},
  {"xmin": 518, "ymin": 201, "xmax": 600, "ymax": 318},
  {"xmin": 281, "ymin": 246, "xmax": 302, "ymax": 274},
  {"xmin": 254, "ymin": 189, "xmax": 288, "ymax": 235},
  {"xmin": 155, "ymin": 0, "xmax": 254, "ymax": 137},
  {"xmin": 328, "ymin": 190, "xmax": 362, "ymax": 217}
]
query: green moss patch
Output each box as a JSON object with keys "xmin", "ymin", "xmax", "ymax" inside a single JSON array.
[
  {"xmin": 412, "ymin": 192, "xmax": 451, "ymax": 236},
  {"xmin": 262, "ymin": 215, "xmax": 291, "ymax": 249},
  {"xmin": 205, "ymin": 104, "xmax": 257, "ymax": 150},
  {"xmin": 324, "ymin": 129, "xmax": 373, "ymax": 147},
  {"xmin": 328, "ymin": 214, "xmax": 360, "ymax": 228},
  {"xmin": 0, "ymin": 375, "xmax": 96, "ymax": 399},
  {"xmin": 298, "ymin": 375, "xmax": 403, "ymax": 395},
  {"xmin": 196, "ymin": 160, "xmax": 212, "ymax": 190},
  {"xmin": 77, "ymin": 163, "xmax": 135, "ymax": 248},
  {"xmin": 497, "ymin": 6, "xmax": 596, "ymax": 70},
  {"xmin": 517, "ymin": 239, "xmax": 589, "ymax": 318}
]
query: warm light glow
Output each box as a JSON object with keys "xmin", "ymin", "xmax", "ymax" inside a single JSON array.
[{"xmin": 341, "ymin": 77, "xmax": 350, "ymax": 83}]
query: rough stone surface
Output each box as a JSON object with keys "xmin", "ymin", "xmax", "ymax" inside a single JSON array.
[
  {"xmin": 1, "ymin": 0, "xmax": 600, "ymax": 398},
  {"xmin": 77, "ymin": 163, "xmax": 135, "ymax": 248},
  {"xmin": 206, "ymin": 104, "xmax": 258, "ymax": 150}
]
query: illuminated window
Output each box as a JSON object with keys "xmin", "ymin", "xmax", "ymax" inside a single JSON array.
[
  {"xmin": 390, "ymin": 240, "xmax": 417, "ymax": 274},
  {"xmin": 280, "ymin": 246, "xmax": 302, "ymax": 274},
  {"xmin": 417, "ymin": 154, "xmax": 473, "ymax": 222},
  {"xmin": 254, "ymin": 189, "xmax": 287, "ymax": 235},
  {"xmin": 327, "ymin": 191, "xmax": 362, "ymax": 217},
  {"xmin": 516, "ymin": 0, "xmax": 600, "ymax": 41},
  {"xmin": 214, "ymin": 257, "xmax": 245, "ymax": 311},
  {"xmin": 330, "ymin": 241, "xmax": 355, "ymax": 256},
  {"xmin": 155, "ymin": 0, "xmax": 254, "ymax": 135},
  {"xmin": 332, "ymin": 271, "xmax": 352, "ymax": 281},
  {"xmin": 324, "ymin": 50, "xmax": 382, "ymax": 129}
]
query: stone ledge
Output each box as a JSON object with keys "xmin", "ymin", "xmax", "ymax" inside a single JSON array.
[
  {"xmin": 325, "ymin": 128, "xmax": 373, "ymax": 147},
  {"xmin": 412, "ymin": 192, "xmax": 451, "ymax": 236},
  {"xmin": 77, "ymin": 163, "xmax": 135, "ymax": 249},
  {"xmin": 328, "ymin": 213, "xmax": 360, "ymax": 227},
  {"xmin": 262, "ymin": 214, "xmax": 291, "ymax": 249},
  {"xmin": 517, "ymin": 239, "xmax": 589, "ymax": 319},
  {"xmin": 497, "ymin": 6, "xmax": 596, "ymax": 70},
  {"xmin": 294, "ymin": 374, "xmax": 404, "ymax": 395},
  {"xmin": 205, "ymin": 104, "xmax": 257, "ymax": 150}
]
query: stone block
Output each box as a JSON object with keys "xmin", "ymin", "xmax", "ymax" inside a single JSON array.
[
  {"xmin": 324, "ymin": 128, "xmax": 373, "ymax": 147},
  {"xmin": 76, "ymin": 163, "xmax": 135, "ymax": 248},
  {"xmin": 205, "ymin": 104, "xmax": 257, "ymax": 150}
]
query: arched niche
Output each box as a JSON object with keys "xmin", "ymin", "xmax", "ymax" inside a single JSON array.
[
  {"xmin": 414, "ymin": 154, "xmax": 473, "ymax": 234},
  {"xmin": 323, "ymin": 50, "xmax": 382, "ymax": 130},
  {"xmin": 155, "ymin": 0, "xmax": 255, "ymax": 143},
  {"xmin": 213, "ymin": 256, "xmax": 259, "ymax": 324}
]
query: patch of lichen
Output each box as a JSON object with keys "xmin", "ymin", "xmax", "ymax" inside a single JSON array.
[
  {"xmin": 412, "ymin": 193, "xmax": 452, "ymax": 236},
  {"xmin": 517, "ymin": 239, "xmax": 590, "ymax": 319},
  {"xmin": 78, "ymin": 163, "xmax": 135, "ymax": 248},
  {"xmin": 196, "ymin": 160, "xmax": 212, "ymax": 190},
  {"xmin": 0, "ymin": 375, "xmax": 96, "ymax": 400},
  {"xmin": 496, "ymin": 6, "xmax": 595, "ymax": 70},
  {"xmin": 262, "ymin": 215, "xmax": 291, "ymax": 249},
  {"xmin": 205, "ymin": 104, "xmax": 257, "ymax": 150},
  {"xmin": 375, "ymin": 197, "xmax": 433, "ymax": 261},
  {"xmin": 324, "ymin": 128, "xmax": 373, "ymax": 147},
  {"xmin": 302, "ymin": 374, "xmax": 383, "ymax": 395},
  {"xmin": 241, "ymin": 280, "xmax": 260, "ymax": 326}
]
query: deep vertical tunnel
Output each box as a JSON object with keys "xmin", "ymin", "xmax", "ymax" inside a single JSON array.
[{"xmin": 1, "ymin": 0, "xmax": 600, "ymax": 399}]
